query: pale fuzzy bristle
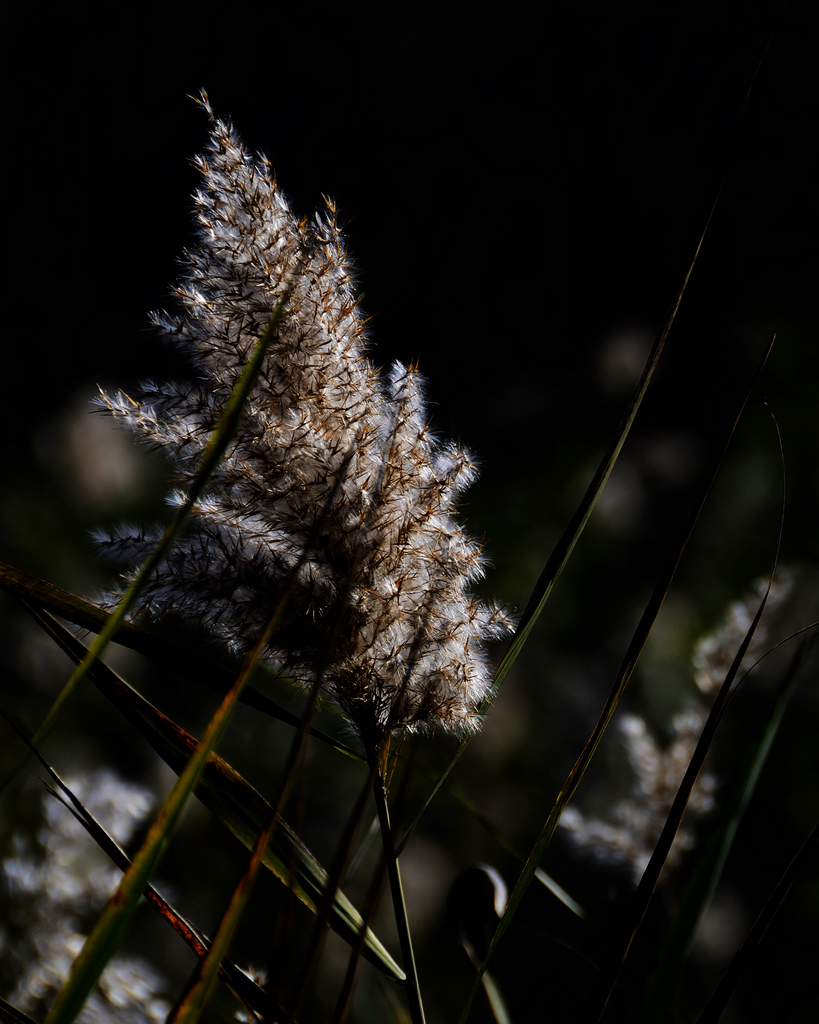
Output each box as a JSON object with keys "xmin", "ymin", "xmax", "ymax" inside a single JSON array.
[{"xmin": 96, "ymin": 101, "xmax": 514, "ymax": 744}]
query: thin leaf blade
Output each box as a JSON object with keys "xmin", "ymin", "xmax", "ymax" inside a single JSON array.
[{"xmin": 29, "ymin": 606, "xmax": 404, "ymax": 982}]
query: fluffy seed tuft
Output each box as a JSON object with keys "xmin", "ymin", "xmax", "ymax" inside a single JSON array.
[{"xmin": 97, "ymin": 97, "xmax": 514, "ymax": 743}]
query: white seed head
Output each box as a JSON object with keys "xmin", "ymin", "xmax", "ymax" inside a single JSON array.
[{"xmin": 97, "ymin": 98, "xmax": 514, "ymax": 743}]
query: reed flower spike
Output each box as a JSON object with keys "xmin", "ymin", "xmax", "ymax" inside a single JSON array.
[
  {"xmin": 1, "ymin": 770, "xmax": 169, "ymax": 1022},
  {"xmin": 96, "ymin": 95, "xmax": 513, "ymax": 747},
  {"xmin": 560, "ymin": 574, "xmax": 794, "ymax": 884}
]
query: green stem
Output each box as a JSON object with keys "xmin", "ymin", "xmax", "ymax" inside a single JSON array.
[{"xmin": 370, "ymin": 750, "xmax": 426, "ymax": 1024}]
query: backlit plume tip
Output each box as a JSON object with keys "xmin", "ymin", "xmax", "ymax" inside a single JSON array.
[{"xmin": 97, "ymin": 100, "xmax": 514, "ymax": 745}]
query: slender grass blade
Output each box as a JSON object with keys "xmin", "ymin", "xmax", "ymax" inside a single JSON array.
[
  {"xmin": 456, "ymin": 335, "xmax": 775, "ymax": 1024},
  {"xmin": 0, "ymin": 997, "xmax": 41, "ymax": 1024},
  {"xmin": 696, "ymin": 821, "xmax": 819, "ymax": 1024},
  {"xmin": 638, "ymin": 641, "xmax": 809, "ymax": 1023},
  {"xmin": 42, "ymin": 301, "xmax": 290, "ymax": 1023},
  {"xmin": 0, "ymin": 714, "xmax": 270, "ymax": 1017},
  {"xmin": 28, "ymin": 292, "xmax": 291, "ymax": 762},
  {"xmin": 26, "ymin": 606, "xmax": 404, "ymax": 983}
]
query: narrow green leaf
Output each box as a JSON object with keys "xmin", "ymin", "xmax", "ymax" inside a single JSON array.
[
  {"xmin": 0, "ymin": 561, "xmax": 360, "ymax": 758},
  {"xmin": 591, "ymin": 541, "xmax": 784, "ymax": 1015},
  {"xmin": 32, "ymin": 290, "xmax": 290, "ymax": 757},
  {"xmin": 44, "ymin": 627, "xmax": 251, "ymax": 1022},
  {"xmin": 456, "ymin": 336, "xmax": 776, "ymax": 1024},
  {"xmin": 0, "ymin": 999, "xmax": 42, "ymax": 1024},
  {"xmin": 29, "ymin": 606, "xmax": 403, "ymax": 982},
  {"xmin": 0, "ymin": 711, "xmax": 271, "ymax": 1018},
  {"xmin": 638, "ymin": 642, "xmax": 807, "ymax": 1023},
  {"xmin": 440, "ymin": 771, "xmax": 586, "ymax": 919},
  {"xmin": 398, "ymin": 228, "xmax": 711, "ymax": 859},
  {"xmin": 43, "ymin": 300, "xmax": 291, "ymax": 1024},
  {"xmin": 0, "ymin": 559, "xmax": 286, "ymax": 718},
  {"xmin": 409, "ymin": 34, "xmax": 776, "ymax": 882},
  {"xmin": 0, "ymin": 997, "xmax": 42, "ymax": 1024},
  {"xmin": 370, "ymin": 760, "xmax": 426, "ymax": 1024},
  {"xmin": 481, "ymin": 971, "xmax": 512, "ymax": 1024},
  {"xmin": 0, "ymin": 559, "xmax": 167, "ymax": 648},
  {"xmin": 588, "ymin": 347, "xmax": 779, "ymax": 1024},
  {"xmin": 696, "ymin": 820, "xmax": 819, "ymax": 1024},
  {"xmin": 167, "ymin": 806, "xmax": 281, "ymax": 1023}
]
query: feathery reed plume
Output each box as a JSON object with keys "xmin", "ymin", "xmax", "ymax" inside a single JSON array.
[
  {"xmin": 1, "ymin": 770, "xmax": 170, "ymax": 1022},
  {"xmin": 561, "ymin": 574, "xmax": 793, "ymax": 883},
  {"xmin": 95, "ymin": 96, "xmax": 512, "ymax": 748}
]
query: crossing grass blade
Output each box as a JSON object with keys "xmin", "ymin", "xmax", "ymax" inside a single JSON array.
[
  {"xmin": 0, "ymin": 997, "xmax": 41, "ymax": 1024},
  {"xmin": 29, "ymin": 291, "xmax": 290, "ymax": 757},
  {"xmin": 42, "ymin": 630, "xmax": 251, "ymax": 1023},
  {"xmin": 638, "ymin": 638, "xmax": 812, "ymax": 1023},
  {"xmin": 164, "ymin": 799, "xmax": 284, "ymax": 1023},
  {"xmin": 0, "ymin": 560, "xmax": 292, "ymax": 720},
  {"xmin": 39, "ymin": 300, "xmax": 295, "ymax": 1024},
  {"xmin": 397, "ymin": 31, "xmax": 773, "ymax": 864},
  {"xmin": 397, "ymin": 218, "xmax": 722, "ymax": 860},
  {"xmin": 455, "ymin": 336, "xmax": 776, "ymax": 1024},
  {"xmin": 0, "ymin": 712, "xmax": 271, "ymax": 1018},
  {"xmin": 165, "ymin": 686, "xmax": 404, "ymax": 1021},
  {"xmin": 590, "ymin": 346, "xmax": 785, "ymax": 1024},
  {"xmin": 25, "ymin": 605, "xmax": 404, "ymax": 983},
  {"xmin": 589, "ymin": 577, "xmax": 773, "ymax": 1023},
  {"xmin": 696, "ymin": 819, "xmax": 819, "ymax": 1024},
  {"xmin": 481, "ymin": 971, "xmax": 512, "ymax": 1024},
  {"xmin": 0, "ymin": 561, "xmax": 358, "ymax": 758},
  {"xmin": 440, "ymin": 773, "xmax": 587, "ymax": 919}
]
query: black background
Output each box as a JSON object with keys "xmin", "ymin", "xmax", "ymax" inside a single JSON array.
[{"xmin": 2, "ymin": 2, "xmax": 818, "ymax": 1022}]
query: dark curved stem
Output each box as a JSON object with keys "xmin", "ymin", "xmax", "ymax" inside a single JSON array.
[{"xmin": 369, "ymin": 745, "xmax": 426, "ymax": 1024}]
